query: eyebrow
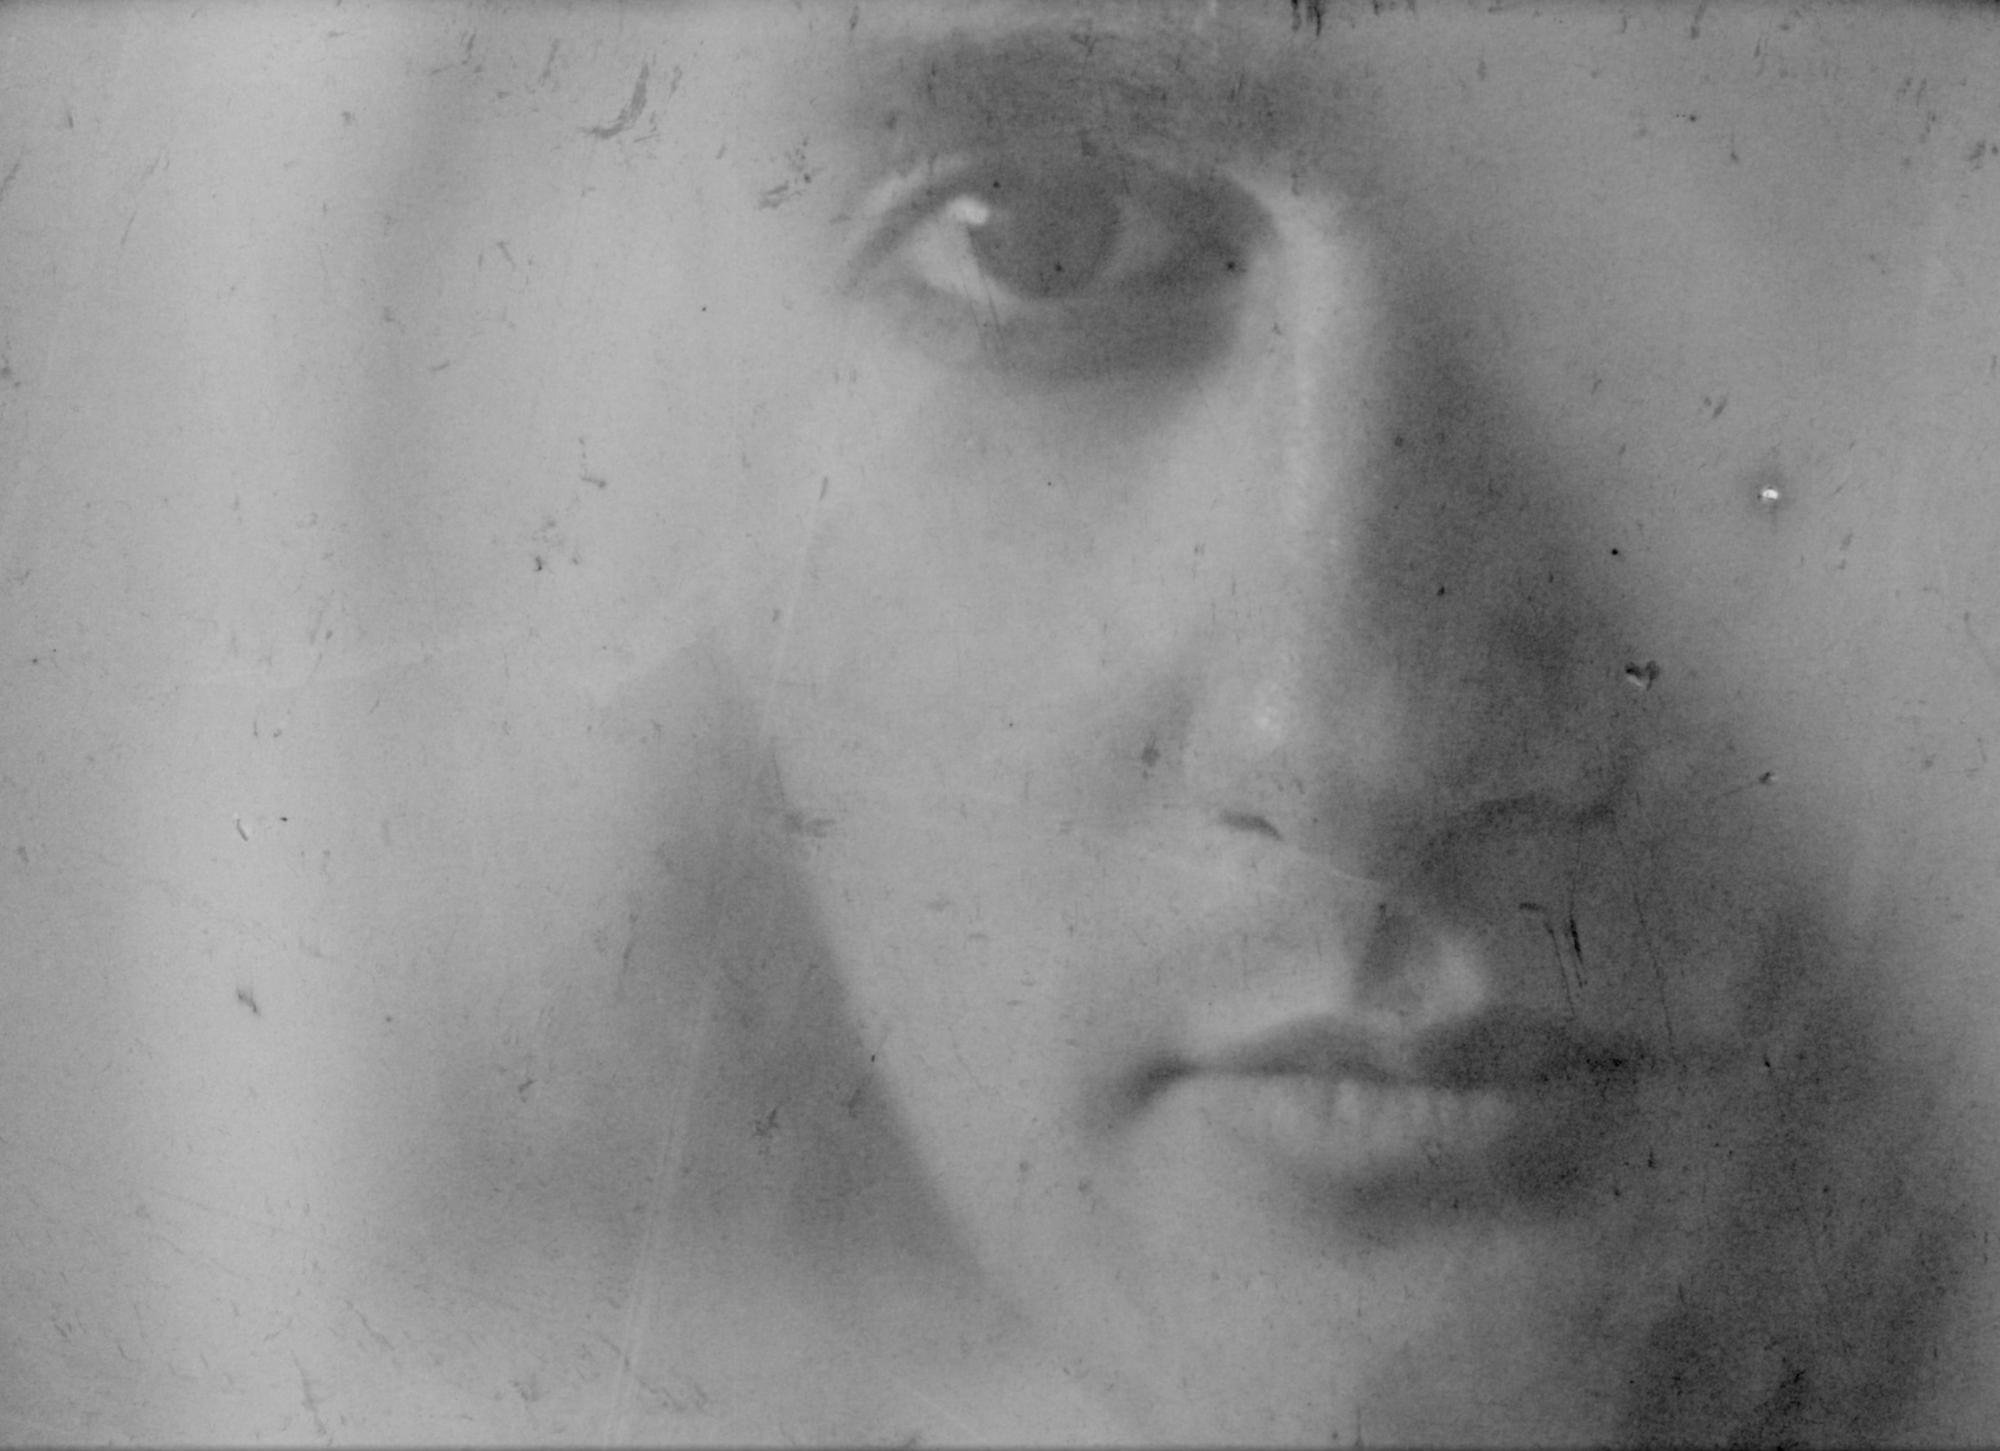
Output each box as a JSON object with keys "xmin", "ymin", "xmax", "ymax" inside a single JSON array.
[{"xmin": 843, "ymin": 9, "xmax": 1332, "ymax": 167}]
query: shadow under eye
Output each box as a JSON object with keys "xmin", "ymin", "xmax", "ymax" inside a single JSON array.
[{"xmin": 972, "ymin": 279, "xmax": 1250, "ymax": 385}]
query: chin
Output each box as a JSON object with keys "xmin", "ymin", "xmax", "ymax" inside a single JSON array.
[{"xmin": 880, "ymin": 986, "xmax": 1963, "ymax": 1447}]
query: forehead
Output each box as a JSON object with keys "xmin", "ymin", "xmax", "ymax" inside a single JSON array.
[
  {"xmin": 834, "ymin": 1, "xmax": 1333, "ymax": 162},
  {"xmin": 697, "ymin": 0, "xmax": 1820, "ymax": 188}
]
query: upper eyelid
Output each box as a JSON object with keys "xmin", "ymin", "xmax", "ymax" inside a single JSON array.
[{"xmin": 839, "ymin": 146, "xmax": 1273, "ymax": 295}]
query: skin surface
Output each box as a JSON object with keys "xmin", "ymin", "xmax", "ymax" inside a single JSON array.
[
  {"xmin": 2, "ymin": 1, "xmax": 1998, "ymax": 1444},
  {"xmin": 626, "ymin": 2, "xmax": 1973, "ymax": 1442}
]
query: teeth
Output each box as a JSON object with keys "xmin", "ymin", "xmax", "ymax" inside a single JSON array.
[{"xmin": 1256, "ymin": 1077, "xmax": 1515, "ymax": 1166}]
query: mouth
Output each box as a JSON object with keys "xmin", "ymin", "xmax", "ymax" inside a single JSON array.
[
  {"xmin": 1193, "ymin": 1007, "xmax": 1652, "ymax": 1089},
  {"xmin": 1138, "ymin": 1009, "xmax": 1652, "ymax": 1204}
]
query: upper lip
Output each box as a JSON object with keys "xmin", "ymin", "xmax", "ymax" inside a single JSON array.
[{"xmin": 1170, "ymin": 1007, "xmax": 1652, "ymax": 1094}]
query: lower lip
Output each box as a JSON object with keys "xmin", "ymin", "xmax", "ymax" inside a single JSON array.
[{"xmin": 1166, "ymin": 1071, "xmax": 1529, "ymax": 1188}]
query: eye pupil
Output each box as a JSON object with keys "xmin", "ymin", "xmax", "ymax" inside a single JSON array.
[{"xmin": 962, "ymin": 173, "xmax": 1121, "ymax": 301}]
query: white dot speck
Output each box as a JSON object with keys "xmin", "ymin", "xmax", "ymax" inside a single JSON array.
[
  {"xmin": 946, "ymin": 196, "xmax": 992, "ymax": 228},
  {"xmin": 1758, "ymin": 485, "xmax": 1783, "ymax": 506}
]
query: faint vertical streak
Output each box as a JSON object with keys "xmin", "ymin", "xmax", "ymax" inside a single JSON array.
[
  {"xmin": 598, "ymin": 438, "xmax": 834, "ymax": 1445},
  {"xmin": 1628, "ymin": 881, "xmax": 1680, "ymax": 1065},
  {"xmin": 0, "ymin": 17, "xmax": 141, "ymax": 580},
  {"xmin": 598, "ymin": 953, "xmax": 722, "ymax": 1444},
  {"xmin": 1964, "ymin": 611, "xmax": 2000, "ymax": 691}
]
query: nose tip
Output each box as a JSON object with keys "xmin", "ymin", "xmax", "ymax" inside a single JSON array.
[
  {"xmin": 1187, "ymin": 599, "xmax": 1625, "ymax": 853},
  {"xmin": 1171, "ymin": 451, "xmax": 1634, "ymax": 884},
  {"xmin": 1182, "ymin": 637, "xmax": 1424, "ymax": 864},
  {"xmin": 1166, "ymin": 220, "xmax": 1629, "ymax": 883},
  {"xmin": 1184, "ymin": 604, "xmax": 1631, "ymax": 889}
]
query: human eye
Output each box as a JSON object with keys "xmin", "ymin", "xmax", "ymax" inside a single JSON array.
[{"xmin": 847, "ymin": 146, "xmax": 1269, "ymax": 383}]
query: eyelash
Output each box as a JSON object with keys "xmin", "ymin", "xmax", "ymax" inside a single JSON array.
[{"xmin": 851, "ymin": 150, "xmax": 1266, "ymax": 382}]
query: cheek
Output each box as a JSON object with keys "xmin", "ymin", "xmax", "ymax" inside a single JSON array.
[
  {"xmin": 790, "ymin": 799, "xmax": 1083, "ymax": 1053},
  {"xmin": 785, "ymin": 810, "xmax": 1089, "ymax": 1245},
  {"xmin": 770, "ymin": 325, "xmax": 1297, "ymax": 775},
  {"xmin": 771, "ymin": 411, "xmax": 1115, "ymax": 773},
  {"xmin": 782, "ymin": 785, "xmax": 1200, "ymax": 1151}
]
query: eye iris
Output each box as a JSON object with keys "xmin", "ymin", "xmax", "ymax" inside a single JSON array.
[{"xmin": 959, "ymin": 173, "xmax": 1122, "ymax": 301}]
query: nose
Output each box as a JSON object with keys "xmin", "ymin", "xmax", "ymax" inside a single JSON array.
[{"xmin": 1174, "ymin": 215, "xmax": 1622, "ymax": 880}]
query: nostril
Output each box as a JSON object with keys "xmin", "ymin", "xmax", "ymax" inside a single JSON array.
[{"xmin": 1219, "ymin": 810, "xmax": 1284, "ymax": 842}]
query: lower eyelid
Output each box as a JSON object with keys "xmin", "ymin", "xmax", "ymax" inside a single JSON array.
[{"xmin": 869, "ymin": 271, "xmax": 1253, "ymax": 386}]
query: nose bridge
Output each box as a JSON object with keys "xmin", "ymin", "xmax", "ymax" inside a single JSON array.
[
  {"xmin": 1182, "ymin": 219, "xmax": 1415, "ymax": 838},
  {"xmin": 1178, "ymin": 210, "xmax": 1528, "ymax": 862}
]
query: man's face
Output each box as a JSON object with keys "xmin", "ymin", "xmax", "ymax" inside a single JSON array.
[
  {"xmin": 630, "ymin": 2, "xmax": 1940, "ymax": 1441},
  {"xmin": 9, "ymin": 3, "xmax": 1999, "ymax": 1445}
]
